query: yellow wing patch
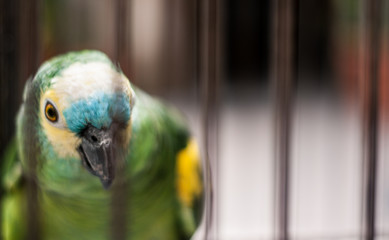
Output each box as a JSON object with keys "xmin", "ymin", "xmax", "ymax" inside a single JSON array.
[{"xmin": 176, "ymin": 139, "xmax": 202, "ymax": 207}]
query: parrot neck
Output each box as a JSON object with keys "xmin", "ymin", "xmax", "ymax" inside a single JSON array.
[{"xmin": 37, "ymin": 149, "xmax": 108, "ymax": 196}]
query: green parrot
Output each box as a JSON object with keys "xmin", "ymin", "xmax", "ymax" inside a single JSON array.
[{"xmin": 1, "ymin": 50, "xmax": 203, "ymax": 240}]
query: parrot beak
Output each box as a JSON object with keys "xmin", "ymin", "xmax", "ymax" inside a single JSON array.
[{"xmin": 77, "ymin": 124, "xmax": 115, "ymax": 189}]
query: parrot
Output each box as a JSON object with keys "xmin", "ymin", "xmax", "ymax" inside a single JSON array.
[{"xmin": 1, "ymin": 50, "xmax": 203, "ymax": 240}]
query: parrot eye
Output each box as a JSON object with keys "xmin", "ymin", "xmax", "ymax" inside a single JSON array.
[
  {"xmin": 41, "ymin": 98, "xmax": 66, "ymax": 129},
  {"xmin": 45, "ymin": 102, "xmax": 58, "ymax": 122}
]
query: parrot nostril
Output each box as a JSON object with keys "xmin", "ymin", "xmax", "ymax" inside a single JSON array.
[{"xmin": 91, "ymin": 135, "xmax": 98, "ymax": 142}]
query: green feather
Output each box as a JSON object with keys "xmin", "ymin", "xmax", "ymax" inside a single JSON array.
[{"xmin": 1, "ymin": 50, "xmax": 203, "ymax": 240}]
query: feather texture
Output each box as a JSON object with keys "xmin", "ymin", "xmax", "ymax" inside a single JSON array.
[{"xmin": 1, "ymin": 50, "xmax": 203, "ymax": 240}]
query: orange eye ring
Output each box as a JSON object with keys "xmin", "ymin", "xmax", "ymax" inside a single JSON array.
[{"xmin": 45, "ymin": 102, "xmax": 58, "ymax": 122}]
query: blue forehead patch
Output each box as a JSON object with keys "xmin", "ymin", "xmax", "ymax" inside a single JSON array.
[{"xmin": 63, "ymin": 92, "xmax": 131, "ymax": 133}]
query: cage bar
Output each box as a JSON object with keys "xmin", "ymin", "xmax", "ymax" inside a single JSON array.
[
  {"xmin": 198, "ymin": 0, "xmax": 220, "ymax": 238},
  {"xmin": 22, "ymin": 0, "xmax": 41, "ymax": 239},
  {"xmin": 114, "ymin": 0, "xmax": 127, "ymax": 69},
  {"xmin": 361, "ymin": 0, "xmax": 382, "ymax": 239},
  {"xmin": 111, "ymin": 0, "xmax": 129, "ymax": 239},
  {"xmin": 271, "ymin": 0, "xmax": 297, "ymax": 239}
]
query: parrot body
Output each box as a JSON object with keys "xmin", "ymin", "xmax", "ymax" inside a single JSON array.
[{"xmin": 1, "ymin": 50, "xmax": 203, "ymax": 240}]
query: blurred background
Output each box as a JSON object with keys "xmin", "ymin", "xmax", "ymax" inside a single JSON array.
[{"xmin": 1, "ymin": 0, "xmax": 389, "ymax": 239}]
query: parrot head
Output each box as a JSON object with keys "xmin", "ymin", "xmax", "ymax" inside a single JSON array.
[{"xmin": 23, "ymin": 50, "xmax": 135, "ymax": 189}]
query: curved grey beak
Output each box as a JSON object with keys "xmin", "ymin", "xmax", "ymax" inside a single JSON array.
[{"xmin": 77, "ymin": 125, "xmax": 115, "ymax": 189}]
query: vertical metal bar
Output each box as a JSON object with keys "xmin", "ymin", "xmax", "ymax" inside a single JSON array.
[
  {"xmin": 22, "ymin": 0, "xmax": 41, "ymax": 239},
  {"xmin": 200, "ymin": 0, "xmax": 213, "ymax": 236},
  {"xmin": 272, "ymin": 0, "xmax": 297, "ymax": 239},
  {"xmin": 361, "ymin": 0, "xmax": 382, "ymax": 239},
  {"xmin": 110, "ymin": 149, "xmax": 128, "ymax": 240},
  {"xmin": 24, "ymin": 83, "xmax": 40, "ymax": 240},
  {"xmin": 199, "ymin": 0, "xmax": 220, "ymax": 238},
  {"xmin": 24, "ymin": 0, "xmax": 40, "ymax": 76},
  {"xmin": 114, "ymin": 0, "xmax": 127, "ymax": 66},
  {"xmin": 111, "ymin": 0, "xmax": 128, "ymax": 239},
  {"xmin": 195, "ymin": 0, "xmax": 201, "ymax": 100}
]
